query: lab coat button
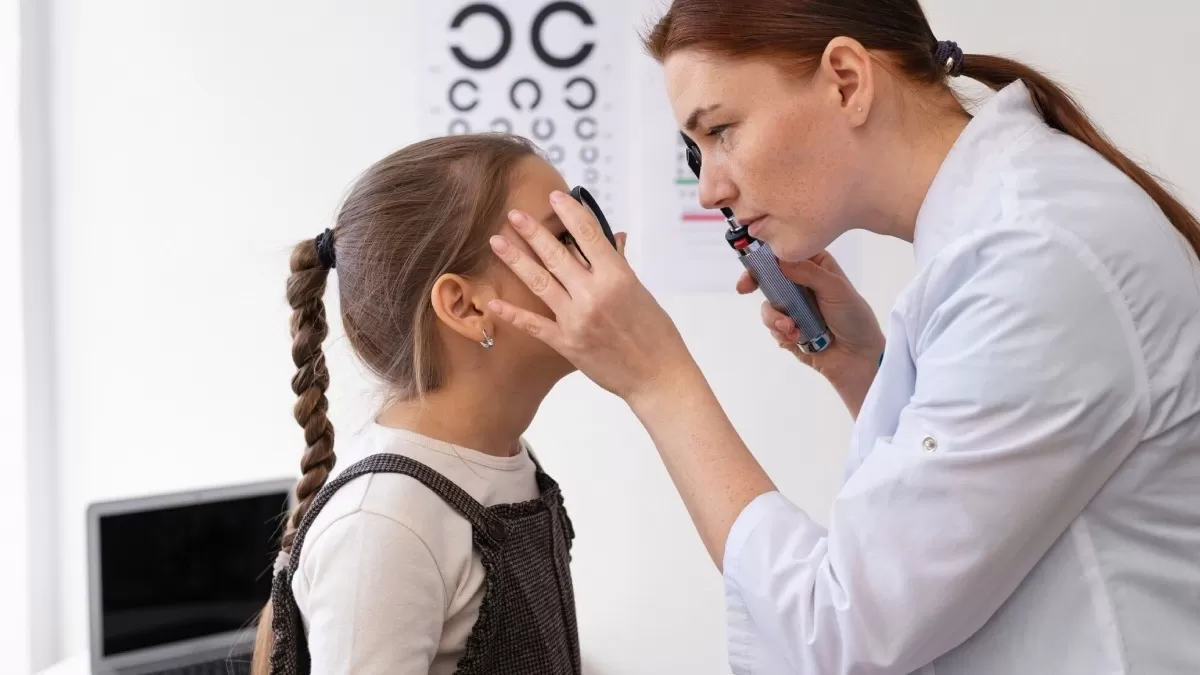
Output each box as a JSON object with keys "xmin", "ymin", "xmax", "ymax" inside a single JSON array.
[{"xmin": 922, "ymin": 436, "xmax": 937, "ymax": 452}]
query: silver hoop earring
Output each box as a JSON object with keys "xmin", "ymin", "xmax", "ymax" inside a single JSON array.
[{"xmin": 480, "ymin": 328, "xmax": 494, "ymax": 349}]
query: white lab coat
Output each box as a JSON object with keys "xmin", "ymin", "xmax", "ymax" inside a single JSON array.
[{"xmin": 723, "ymin": 80, "xmax": 1200, "ymax": 674}]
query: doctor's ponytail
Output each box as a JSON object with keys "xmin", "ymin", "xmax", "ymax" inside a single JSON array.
[
  {"xmin": 957, "ymin": 53, "xmax": 1200, "ymax": 260},
  {"xmin": 643, "ymin": 0, "xmax": 1200, "ymax": 260}
]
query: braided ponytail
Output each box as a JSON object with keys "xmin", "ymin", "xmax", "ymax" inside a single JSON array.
[
  {"xmin": 251, "ymin": 235, "xmax": 337, "ymax": 675},
  {"xmin": 248, "ymin": 133, "xmax": 540, "ymax": 673},
  {"xmin": 283, "ymin": 234, "xmax": 338, "ymax": 548}
]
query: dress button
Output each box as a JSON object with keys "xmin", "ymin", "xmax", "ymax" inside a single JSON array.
[
  {"xmin": 488, "ymin": 521, "xmax": 508, "ymax": 544},
  {"xmin": 922, "ymin": 436, "xmax": 937, "ymax": 452}
]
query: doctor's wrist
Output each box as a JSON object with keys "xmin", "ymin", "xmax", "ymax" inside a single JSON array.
[
  {"xmin": 822, "ymin": 351, "xmax": 881, "ymax": 420},
  {"xmin": 625, "ymin": 355, "xmax": 708, "ymax": 419}
]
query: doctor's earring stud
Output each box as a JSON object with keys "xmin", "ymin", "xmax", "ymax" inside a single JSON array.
[{"xmin": 480, "ymin": 328, "xmax": 494, "ymax": 349}]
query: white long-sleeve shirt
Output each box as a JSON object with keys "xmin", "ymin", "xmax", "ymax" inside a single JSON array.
[
  {"xmin": 291, "ymin": 424, "xmax": 540, "ymax": 674},
  {"xmin": 723, "ymin": 80, "xmax": 1200, "ymax": 674}
]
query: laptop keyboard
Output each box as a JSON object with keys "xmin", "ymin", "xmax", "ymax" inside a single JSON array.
[{"xmin": 155, "ymin": 658, "xmax": 252, "ymax": 675}]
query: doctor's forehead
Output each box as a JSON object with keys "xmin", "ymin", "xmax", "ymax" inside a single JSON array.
[
  {"xmin": 663, "ymin": 52, "xmax": 773, "ymax": 128},
  {"xmin": 663, "ymin": 52, "xmax": 724, "ymax": 121}
]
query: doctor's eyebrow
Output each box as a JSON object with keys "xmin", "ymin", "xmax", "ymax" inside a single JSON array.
[{"xmin": 685, "ymin": 104, "xmax": 722, "ymax": 132}]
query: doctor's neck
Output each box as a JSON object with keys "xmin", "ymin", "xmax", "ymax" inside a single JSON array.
[{"xmin": 857, "ymin": 80, "xmax": 971, "ymax": 243}]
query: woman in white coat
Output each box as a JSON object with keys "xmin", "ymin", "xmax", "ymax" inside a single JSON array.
[{"xmin": 484, "ymin": 0, "xmax": 1200, "ymax": 672}]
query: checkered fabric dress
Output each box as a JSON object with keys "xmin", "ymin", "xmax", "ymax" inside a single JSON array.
[{"xmin": 267, "ymin": 452, "xmax": 581, "ymax": 674}]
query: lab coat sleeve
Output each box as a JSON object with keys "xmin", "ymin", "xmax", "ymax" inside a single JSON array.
[{"xmin": 723, "ymin": 225, "xmax": 1151, "ymax": 674}]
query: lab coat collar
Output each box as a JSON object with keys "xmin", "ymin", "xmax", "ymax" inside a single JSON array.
[{"xmin": 912, "ymin": 80, "xmax": 1046, "ymax": 267}]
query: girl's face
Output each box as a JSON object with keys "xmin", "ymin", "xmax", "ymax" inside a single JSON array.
[{"xmin": 481, "ymin": 155, "xmax": 581, "ymax": 384}]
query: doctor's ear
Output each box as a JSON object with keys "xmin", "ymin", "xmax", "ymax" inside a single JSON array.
[
  {"xmin": 819, "ymin": 36, "xmax": 874, "ymax": 125},
  {"xmin": 430, "ymin": 273, "xmax": 496, "ymax": 346}
]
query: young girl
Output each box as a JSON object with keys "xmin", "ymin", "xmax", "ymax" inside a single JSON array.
[{"xmin": 251, "ymin": 134, "xmax": 615, "ymax": 674}]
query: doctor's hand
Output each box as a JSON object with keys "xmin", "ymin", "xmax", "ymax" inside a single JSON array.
[
  {"xmin": 487, "ymin": 190, "xmax": 698, "ymax": 407},
  {"xmin": 736, "ymin": 251, "xmax": 884, "ymax": 418}
]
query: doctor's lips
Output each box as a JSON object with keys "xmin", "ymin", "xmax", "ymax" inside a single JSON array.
[{"xmin": 737, "ymin": 214, "xmax": 767, "ymax": 233}]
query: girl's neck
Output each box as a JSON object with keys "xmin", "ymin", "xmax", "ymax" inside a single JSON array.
[{"xmin": 375, "ymin": 377, "xmax": 547, "ymax": 458}]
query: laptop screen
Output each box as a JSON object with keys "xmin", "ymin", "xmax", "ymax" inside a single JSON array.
[{"xmin": 98, "ymin": 491, "xmax": 290, "ymax": 657}]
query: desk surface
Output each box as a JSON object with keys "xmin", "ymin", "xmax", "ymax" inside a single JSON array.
[{"xmin": 35, "ymin": 652, "xmax": 88, "ymax": 675}]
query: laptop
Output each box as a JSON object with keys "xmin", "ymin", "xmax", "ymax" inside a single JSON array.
[{"xmin": 87, "ymin": 479, "xmax": 295, "ymax": 675}]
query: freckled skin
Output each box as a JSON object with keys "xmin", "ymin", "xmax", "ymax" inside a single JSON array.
[{"xmin": 664, "ymin": 52, "xmax": 869, "ymax": 263}]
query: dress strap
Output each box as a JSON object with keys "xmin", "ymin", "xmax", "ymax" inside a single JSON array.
[
  {"xmin": 267, "ymin": 453, "xmax": 506, "ymax": 675},
  {"xmin": 288, "ymin": 453, "xmax": 507, "ymax": 576}
]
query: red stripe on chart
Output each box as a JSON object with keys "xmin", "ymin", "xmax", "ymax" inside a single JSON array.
[{"xmin": 681, "ymin": 212, "xmax": 726, "ymax": 222}]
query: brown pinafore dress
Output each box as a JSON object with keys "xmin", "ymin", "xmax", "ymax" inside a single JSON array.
[{"xmin": 266, "ymin": 452, "xmax": 581, "ymax": 675}]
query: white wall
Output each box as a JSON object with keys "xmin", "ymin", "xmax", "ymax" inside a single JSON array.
[
  {"xmin": 2, "ymin": 0, "xmax": 32, "ymax": 672},
  {"xmin": 40, "ymin": 1, "xmax": 1198, "ymax": 673},
  {"xmin": 21, "ymin": 0, "xmax": 59, "ymax": 669}
]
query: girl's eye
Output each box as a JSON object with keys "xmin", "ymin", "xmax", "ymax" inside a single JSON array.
[{"xmin": 557, "ymin": 232, "xmax": 592, "ymax": 269}]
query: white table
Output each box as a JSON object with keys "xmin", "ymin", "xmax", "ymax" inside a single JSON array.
[{"xmin": 33, "ymin": 652, "xmax": 89, "ymax": 675}]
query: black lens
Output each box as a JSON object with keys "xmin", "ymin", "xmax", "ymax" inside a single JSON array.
[
  {"xmin": 569, "ymin": 186, "xmax": 616, "ymax": 249},
  {"xmin": 681, "ymin": 132, "xmax": 702, "ymax": 177}
]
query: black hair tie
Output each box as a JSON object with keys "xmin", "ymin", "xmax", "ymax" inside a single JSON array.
[
  {"xmin": 934, "ymin": 40, "xmax": 965, "ymax": 77},
  {"xmin": 314, "ymin": 228, "xmax": 337, "ymax": 270}
]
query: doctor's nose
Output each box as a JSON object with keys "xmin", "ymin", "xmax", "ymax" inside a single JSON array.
[{"xmin": 697, "ymin": 161, "xmax": 737, "ymax": 212}]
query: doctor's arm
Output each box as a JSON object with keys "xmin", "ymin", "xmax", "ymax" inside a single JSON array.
[
  {"xmin": 485, "ymin": 197, "xmax": 1148, "ymax": 671},
  {"xmin": 717, "ymin": 227, "xmax": 1150, "ymax": 673}
]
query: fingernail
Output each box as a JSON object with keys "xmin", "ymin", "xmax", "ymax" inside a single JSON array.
[
  {"xmin": 549, "ymin": 191, "xmax": 565, "ymax": 204},
  {"xmin": 490, "ymin": 236, "xmax": 510, "ymax": 253},
  {"xmin": 487, "ymin": 300, "xmax": 503, "ymax": 314},
  {"xmin": 775, "ymin": 319, "xmax": 790, "ymax": 331},
  {"xmin": 509, "ymin": 211, "xmax": 531, "ymax": 233}
]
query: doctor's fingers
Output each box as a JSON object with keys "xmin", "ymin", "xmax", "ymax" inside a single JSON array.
[
  {"xmin": 763, "ymin": 303, "xmax": 802, "ymax": 341},
  {"xmin": 770, "ymin": 329, "xmax": 805, "ymax": 359},
  {"xmin": 810, "ymin": 250, "xmax": 851, "ymax": 281},
  {"xmin": 488, "ymin": 234, "xmax": 572, "ymax": 313},
  {"xmin": 505, "ymin": 209, "xmax": 592, "ymax": 292},
  {"xmin": 735, "ymin": 269, "xmax": 759, "ymax": 295},
  {"xmin": 777, "ymin": 258, "xmax": 853, "ymax": 300}
]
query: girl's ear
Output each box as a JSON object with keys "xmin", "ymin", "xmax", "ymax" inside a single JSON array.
[{"xmin": 430, "ymin": 273, "xmax": 496, "ymax": 344}]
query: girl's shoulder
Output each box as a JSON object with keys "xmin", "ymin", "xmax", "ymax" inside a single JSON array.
[{"xmin": 301, "ymin": 425, "xmax": 541, "ymax": 560}]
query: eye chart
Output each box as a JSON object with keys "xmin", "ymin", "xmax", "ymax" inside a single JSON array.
[
  {"xmin": 418, "ymin": 1, "xmax": 628, "ymax": 227},
  {"xmin": 671, "ymin": 133, "xmax": 743, "ymax": 270}
]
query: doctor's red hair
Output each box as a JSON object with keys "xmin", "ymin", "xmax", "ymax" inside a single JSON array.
[{"xmin": 643, "ymin": 0, "xmax": 1200, "ymax": 261}]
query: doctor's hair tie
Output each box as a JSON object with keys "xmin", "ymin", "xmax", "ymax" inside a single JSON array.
[
  {"xmin": 934, "ymin": 40, "xmax": 965, "ymax": 77},
  {"xmin": 314, "ymin": 228, "xmax": 337, "ymax": 270}
]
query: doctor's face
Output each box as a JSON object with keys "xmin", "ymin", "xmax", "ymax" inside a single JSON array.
[{"xmin": 664, "ymin": 50, "xmax": 865, "ymax": 262}]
